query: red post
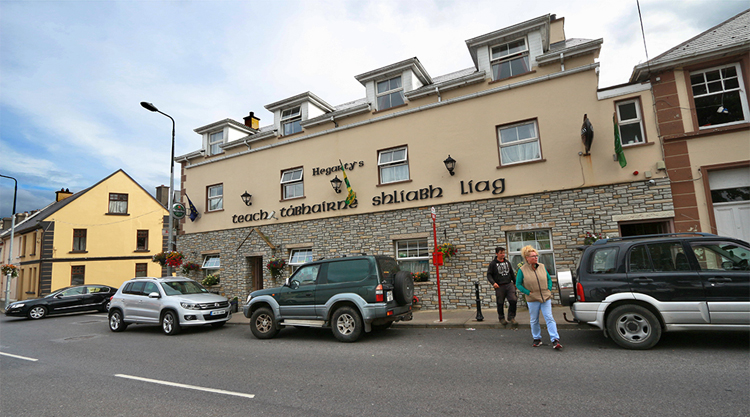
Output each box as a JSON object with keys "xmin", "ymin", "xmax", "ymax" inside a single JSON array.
[{"xmin": 431, "ymin": 207, "xmax": 443, "ymax": 322}]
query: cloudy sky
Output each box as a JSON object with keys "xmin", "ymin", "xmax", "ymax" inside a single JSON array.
[{"xmin": 1, "ymin": 0, "xmax": 747, "ymax": 218}]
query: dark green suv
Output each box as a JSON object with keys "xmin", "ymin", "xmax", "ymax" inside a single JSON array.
[{"xmin": 243, "ymin": 255, "xmax": 413, "ymax": 342}]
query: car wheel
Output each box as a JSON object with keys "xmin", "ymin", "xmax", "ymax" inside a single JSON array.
[
  {"xmin": 211, "ymin": 321, "xmax": 226, "ymax": 328},
  {"xmin": 393, "ymin": 271, "xmax": 414, "ymax": 305},
  {"xmin": 161, "ymin": 310, "xmax": 181, "ymax": 335},
  {"xmin": 331, "ymin": 306, "xmax": 363, "ymax": 342},
  {"xmin": 28, "ymin": 306, "xmax": 47, "ymax": 320},
  {"xmin": 108, "ymin": 309, "xmax": 128, "ymax": 332},
  {"xmin": 606, "ymin": 304, "xmax": 662, "ymax": 350},
  {"xmin": 250, "ymin": 307, "xmax": 279, "ymax": 339}
]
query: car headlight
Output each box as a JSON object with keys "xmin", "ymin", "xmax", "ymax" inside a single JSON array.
[
  {"xmin": 10, "ymin": 303, "xmax": 24, "ymax": 309},
  {"xmin": 180, "ymin": 302, "xmax": 200, "ymax": 310},
  {"xmin": 246, "ymin": 294, "xmax": 253, "ymax": 304}
]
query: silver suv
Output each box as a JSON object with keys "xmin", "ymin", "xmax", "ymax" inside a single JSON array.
[{"xmin": 108, "ymin": 277, "xmax": 231, "ymax": 335}]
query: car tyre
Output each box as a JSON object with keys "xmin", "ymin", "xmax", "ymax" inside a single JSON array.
[
  {"xmin": 108, "ymin": 309, "xmax": 128, "ymax": 332},
  {"xmin": 606, "ymin": 304, "xmax": 661, "ymax": 350},
  {"xmin": 28, "ymin": 306, "xmax": 47, "ymax": 320},
  {"xmin": 393, "ymin": 271, "xmax": 414, "ymax": 305},
  {"xmin": 250, "ymin": 307, "xmax": 279, "ymax": 339},
  {"xmin": 331, "ymin": 306, "xmax": 363, "ymax": 342},
  {"xmin": 161, "ymin": 310, "xmax": 181, "ymax": 335}
]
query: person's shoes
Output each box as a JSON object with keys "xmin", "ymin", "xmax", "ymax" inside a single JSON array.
[
  {"xmin": 552, "ymin": 339, "xmax": 563, "ymax": 350},
  {"xmin": 509, "ymin": 319, "xmax": 518, "ymax": 328},
  {"xmin": 499, "ymin": 318, "xmax": 507, "ymax": 326},
  {"xmin": 532, "ymin": 339, "xmax": 542, "ymax": 347}
]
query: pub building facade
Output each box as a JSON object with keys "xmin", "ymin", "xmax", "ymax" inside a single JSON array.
[{"xmin": 175, "ymin": 14, "xmax": 672, "ymax": 309}]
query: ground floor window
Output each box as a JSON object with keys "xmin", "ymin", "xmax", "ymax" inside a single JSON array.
[
  {"xmin": 395, "ymin": 239, "xmax": 430, "ymax": 281},
  {"xmin": 202, "ymin": 255, "xmax": 220, "ymax": 279},
  {"xmin": 71, "ymin": 265, "xmax": 85, "ymax": 285},
  {"xmin": 507, "ymin": 230, "xmax": 555, "ymax": 274},
  {"xmin": 289, "ymin": 248, "xmax": 313, "ymax": 273},
  {"xmin": 135, "ymin": 263, "xmax": 147, "ymax": 277}
]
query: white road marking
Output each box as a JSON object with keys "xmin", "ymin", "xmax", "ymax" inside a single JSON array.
[
  {"xmin": 114, "ymin": 374, "xmax": 255, "ymax": 398},
  {"xmin": 0, "ymin": 351, "xmax": 39, "ymax": 361}
]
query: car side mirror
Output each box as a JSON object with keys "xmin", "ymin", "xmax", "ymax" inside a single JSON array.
[
  {"xmin": 148, "ymin": 292, "xmax": 161, "ymax": 299},
  {"xmin": 55, "ymin": 294, "xmax": 63, "ymax": 298},
  {"xmin": 289, "ymin": 280, "xmax": 300, "ymax": 290}
]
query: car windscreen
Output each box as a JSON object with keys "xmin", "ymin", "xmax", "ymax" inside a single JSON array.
[{"xmin": 160, "ymin": 281, "xmax": 208, "ymax": 296}]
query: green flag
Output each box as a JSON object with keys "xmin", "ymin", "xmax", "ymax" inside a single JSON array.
[
  {"xmin": 339, "ymin": 160, "xmax": 356, "ymax": 206},
  {"xmin": 614, "ymin": 114, "xmax": 627, "ymax": 168}
]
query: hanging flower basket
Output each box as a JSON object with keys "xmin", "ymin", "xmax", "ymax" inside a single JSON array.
[
  {"xmin": 181, "ymin": 262, "xmax": 202, "ymax": 275},
  {"xmin": 584, "ymin": 232, "xmax": 605, "ymax": 245},
  {"xmin": 1, "ymin": 264, "xmax": 19, "ymax": 278},
  {"xmin": 266, "ymin": 258, "xmax": 287, "ymax": 278},
  {"xmin": 411, "ymin": 271, "xmax": 429, "ymax": 282},
  {"xmin": 438, "ymin": 243, "xmax": 457, "ymax": 260},
  {"xmin": 152, "ymin": 251, "xmax": 184, "ymax": 268}
]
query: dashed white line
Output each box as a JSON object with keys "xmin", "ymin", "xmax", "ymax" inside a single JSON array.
[
  {"xmin": 0, "ymin": 352, "xmax": 39, "ymax": 361},
  {"xmin": 114, "ymin": 374, "xmax": 255, "ymax": 398}
]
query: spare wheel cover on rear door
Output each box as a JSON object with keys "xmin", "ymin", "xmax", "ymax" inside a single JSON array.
[{"xmin": 393, "ymin": 271, "xmax": 414, "ymax": 305}]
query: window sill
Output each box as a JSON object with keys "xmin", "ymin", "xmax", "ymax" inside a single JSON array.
[
  {"xmin": 622, "ymin": 141, "xmax": 654, "ymax": 148},
  {"xmin": 489, "ymin": 70, "xmax": 536, "ymax": 85},
  {"xmin": 377, "ymin": 179, "xmax": 412, "ymax": 187},
  {"xmin": 373, "ymin": 103, "xmax": 408, "ymax": 114},
  {"xmin": 664, "ymin": 122, "xmax": 749, "ymax": 141},
  {"xmin": 205, "ymin": 209, "xmax": 224, "ymax": 214},
  {"xmin": 134, "ymin": 249, "xmax": 150, "ymax": 253},
  {"xmin": 106, "ymin": 213, "xmax": 130, "ymax": 216},
  {"xmin": 280, "ymin": 131, "xmax": 304, "ymax": 139},
  {"xmin": 280, "ymin": 196, "xmax": 306, "ymax": 202},
  {"xmin": 497, "ymin": 158, "xmax": 546, "ymax": 169},
  {"xmin": 207, "ymin": 151, "xmax": 225, "ymax": 157},
  {"xmin": 69, "ymin": 250, "xmax": 88, "ymax": 254}
]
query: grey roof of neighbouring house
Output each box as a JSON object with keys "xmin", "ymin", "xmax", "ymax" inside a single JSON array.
[{"xmin": 631, "ymin": 8, "xmax": 750, "ymax": 82}]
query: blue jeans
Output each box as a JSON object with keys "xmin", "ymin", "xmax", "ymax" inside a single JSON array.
[{"xmin": 527, "ymin": 299, "xmax": 559, "ymax": 341}]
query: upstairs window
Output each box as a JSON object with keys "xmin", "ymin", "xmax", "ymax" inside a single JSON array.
[
  {"xmin": 73, "ymin": 229, "xmax": 87, "ymax": 252},
  {"xmin": 207, "ymin": 184, "xmax": 223, "ymax": 211},
  {"xmin": 281, "ymin": 106, "xmax": 302, "ymax": 136},
  {"xmin": 209, "ymin": 131, "xmax": 223, "ymax": 155},
  {"xmin": 281, "ymin": 167, "xmax": 304, "ymax": 200},
  {"xmin": 109, "ymin": 193, "xmax": 128, "ymax": 214},
  {"xmin": 616, "ymin": 99, "xmax": 646, "ymax": 146},
  {"xmin": 497, "ymin": 120, "xmax": 541, "ymax": 165},
  {"xmin": 289, "ymin": 248, "xmax": 313, "ymax": 272},
  {"xmin": 491, "ymin": 38, "xmax": 530, "ymax": 81},
  {"xmin": 378, "ymin": 146, "xmax": 409, "ymax": 184},
  {"xmin": 690, "ymin": 63, "xmax": 748, "ymax": 128},
  {"xmin": 376, "ymin": 76, "xmax": 405, "ymax": 110},
  {"xmin": 136, "ymin": 230, "xmax": 148, "ymax": 251}
]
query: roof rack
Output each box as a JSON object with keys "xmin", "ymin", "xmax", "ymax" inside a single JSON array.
[{"xmin": 593, "ymin": 232, "xmax": 717, "ymax": 245}]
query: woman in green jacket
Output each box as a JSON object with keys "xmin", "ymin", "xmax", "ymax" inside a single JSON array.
[{"xmin": 516, "ymin": 245, "xmax": 562, "ymax": 349}]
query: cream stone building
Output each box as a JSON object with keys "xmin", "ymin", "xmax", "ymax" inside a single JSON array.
[
  {"xmin": 0, "ymin": 170, "xmax": 168, "ymax": 301},
  {"xmin": 175, "ymin": 14, "xmax": 671, "ymax": 309}
]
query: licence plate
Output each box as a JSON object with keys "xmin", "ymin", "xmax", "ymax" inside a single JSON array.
[
  {"xmin": 210, "ymin": 310, "xmax": 226, "ymax": 316},
  {"xmin": 387, "ymin": 292, "xmax": 393, "ymax": 302}
]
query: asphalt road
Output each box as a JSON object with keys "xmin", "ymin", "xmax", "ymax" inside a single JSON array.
[{"xmin": 1, "ymin": 312, "xmax": 748, "ymax": 417}]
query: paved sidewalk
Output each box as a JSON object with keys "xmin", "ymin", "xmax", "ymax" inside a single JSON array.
[{"xmin": 227, "ymin": 305, "xmax": 582, "ymax": 330}]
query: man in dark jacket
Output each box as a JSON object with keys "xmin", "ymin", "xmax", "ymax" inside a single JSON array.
[{"xmin": 487, "ymin": 246, "xmax": 517, "ymax": 327}]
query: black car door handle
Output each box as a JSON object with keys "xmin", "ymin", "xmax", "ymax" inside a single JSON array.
[
  {"xmin": 707, "ymin": 277, "xmax": 732, "ymax": 283},
  {"xmin": 632, "ymin": 278, "xmax": 653, "ymax": 283}
]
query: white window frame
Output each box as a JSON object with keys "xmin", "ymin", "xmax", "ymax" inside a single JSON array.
[
  {"xmin": 376, "ymin": 76, "xmax": 405, "ymax": 110},
  {"xmin": 281, "ymin": 168, "xmax": 304, "ymax": 200},
  {"xmin": 202, "ymin": 255, "xmax": 220, "ymax": 278},
  {"xmin": 395, "ymin": 239, "xmax": 430, "ymax": 275},
  {"xmin": 378, "ymin": 146, "xmax": 409, "ymax": 184},
  {"xmin": 491, "ymin": 37, "xmax": 530, "ymax": 81},
  {"xmin": 208, "ymin": 131, "xmax": 223, "ymax": 155},
  {"xmin": 289, "ymin": 248, "xmax": 313, "ymax": 273},
  {"xmin": 506, "ymin": 229, "xmax": 556, "ymax": 275},
  {"xmin": 690, "ymin": 63, "xmax": 749, "ymax": 129},
  {"xmin": 207, "ymin": 184, "xmax": 223, "ymax": 212},
  {"xmin": 497, "ymin": 120, "xmax": 541, "ymax": 165},
  {"xmin": 281, "ymin": 106, "xmax": 302, "ymax": 136},
  {"xmin": 616, "ymin": 99, "xmax": 646, "ymax": 146}
]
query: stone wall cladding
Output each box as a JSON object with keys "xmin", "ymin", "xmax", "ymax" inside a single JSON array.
[{"xmin": 177, "ymin": 179, "xmax": 672, "ymax": 310}]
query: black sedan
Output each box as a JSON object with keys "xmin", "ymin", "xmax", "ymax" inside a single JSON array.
[{"xmin": 4, "ymin": 285, "xmax": 117, "ymax": 319}]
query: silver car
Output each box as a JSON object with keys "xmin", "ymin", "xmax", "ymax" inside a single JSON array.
[{"xmin": 108, "ymin": 277, "xmax": 231, "ymax": 335}]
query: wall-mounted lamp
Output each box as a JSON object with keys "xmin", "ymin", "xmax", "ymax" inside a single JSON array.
[
  {"xmin": 241, "ymin": 191, "xmax": 252, "ymax": 206},
  {"xmin": 443, "ymin": 155, "xmax": 456, "ymax": 176},
  {"xmin": 330, "ymin": 176, "xmax": 343, "ymax": 193}
]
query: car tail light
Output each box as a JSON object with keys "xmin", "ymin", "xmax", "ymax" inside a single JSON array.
[
  {"xmin": 375, "ymin": 284, "xmax": 384, "ymax": 302},
  {"xmin": 576, "ymin": 282, "xmax": 585, "ymax": 302}
]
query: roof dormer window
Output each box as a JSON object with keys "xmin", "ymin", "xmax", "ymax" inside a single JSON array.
[
  {"xmin": 281, "ymin": 106, "xmax": 302, "ymax": 136},
  {"xmin": 376, "ymin": 76, "xmax": 405, "ymax": 110},
  {"xmin": 491, "ymin": 38, "xmax": 530, "ymax": 80},
  {"xmin": 208, "ymin": 131, "xmax": 224, "ymax": 155}
]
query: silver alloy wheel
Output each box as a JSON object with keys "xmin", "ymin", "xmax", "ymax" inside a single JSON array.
[
  {"xmin": 255, "ymin": 312, "xmax": 273, "ymax": 333},
  {"xmin": 29, "ymin": 306, "xmax": 46, "ymax": 319},
  {"xmin": 336, "ymin": 312, "xmax": 356, "ymax": 335},
  {"xmin": 110, "ymin": 312, "xmax": 121, "ymax": 330},
  {"xmin": 615, "ymin": 312, "xmax": 650, "ymax": 343},
  {"xmin": 162, "ymin": 313, "xmax": 175, "ymax": 334}
]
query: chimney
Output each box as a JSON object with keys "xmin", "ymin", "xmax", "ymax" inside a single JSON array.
[
  {"xmin": 56, "ymin": 188, "xmax": 73, "ymax": 202},
  {"xmin": 155, "ymin": 185, "xmax": 170, "ymax": 207},
  {"xmin": 243, "ymin": 112, "xmax": 260, "ymax": 131}
]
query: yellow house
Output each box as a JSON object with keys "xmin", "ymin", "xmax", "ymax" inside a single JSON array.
[{"xmin": 0, "ymin": 170, "xmax": 168, "ymax": 301}]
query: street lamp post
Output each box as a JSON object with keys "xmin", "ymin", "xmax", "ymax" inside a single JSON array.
[
  {"xmin": 141, "ymin": 102, "xmax": 176, "ymax": 277},
  {"xmin": 0, "ymin": 174, "xmax": 17, "ymax": 308}
]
